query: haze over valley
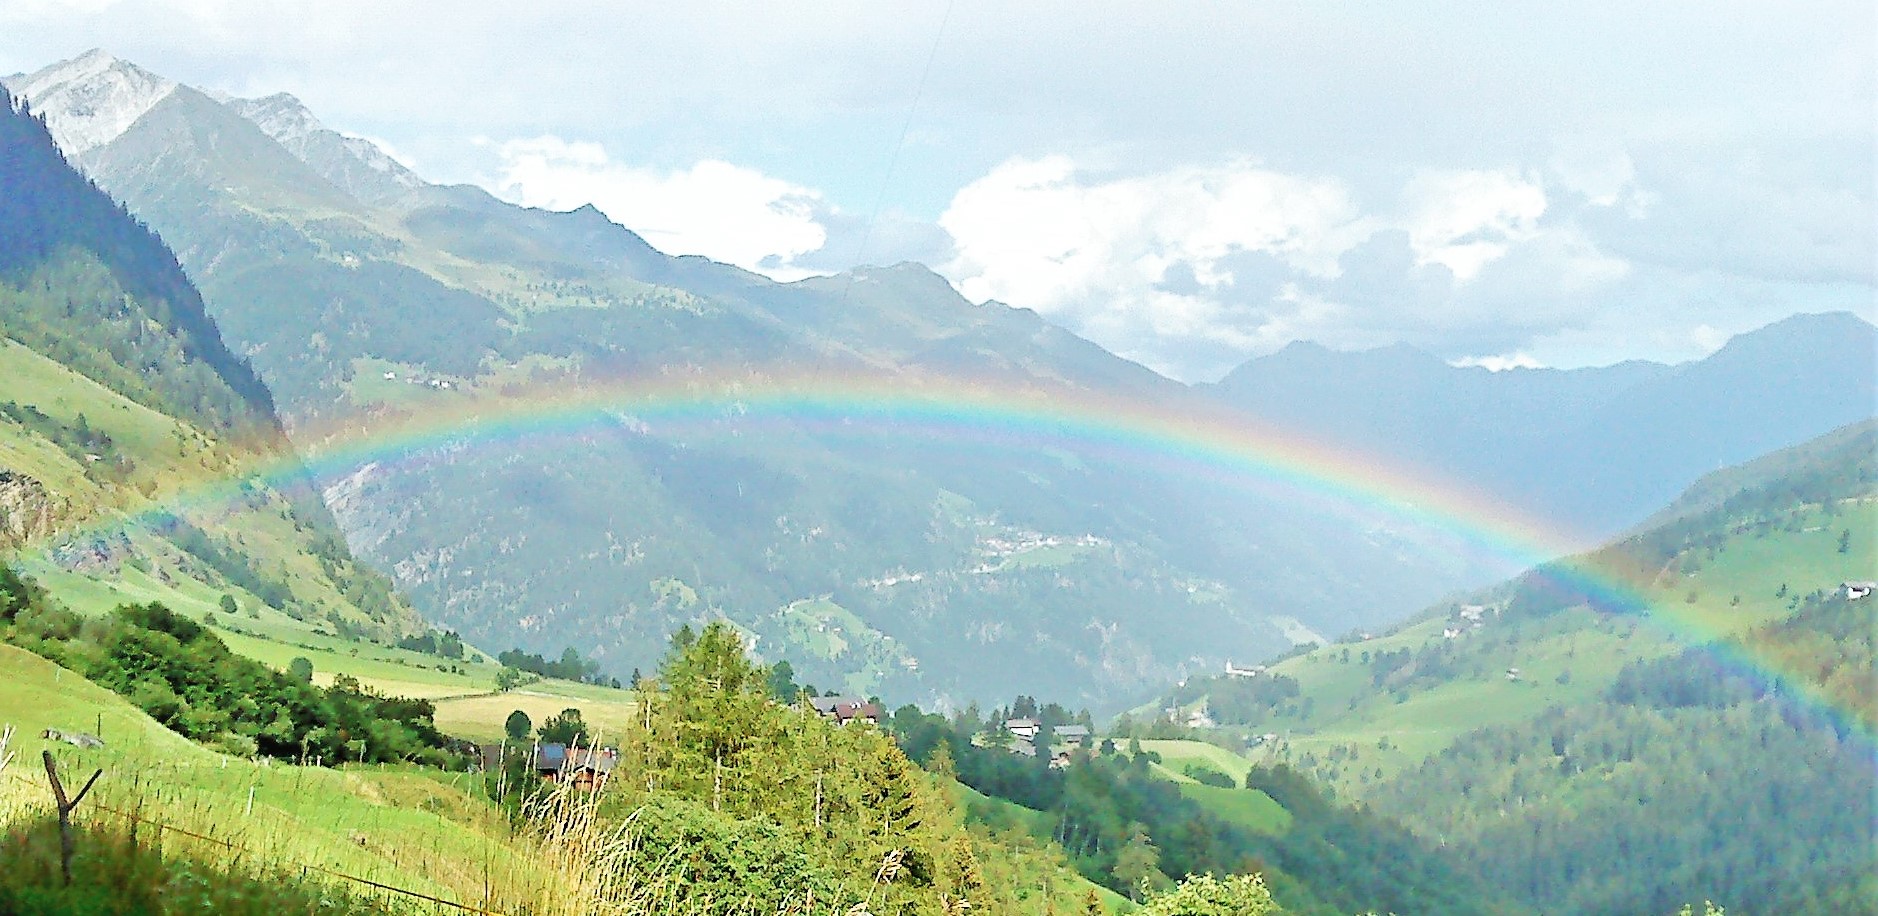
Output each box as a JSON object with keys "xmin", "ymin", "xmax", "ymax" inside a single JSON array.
[{"xmin": 0, "ymin": 10, "xmax": 1871, "ymax": 914}]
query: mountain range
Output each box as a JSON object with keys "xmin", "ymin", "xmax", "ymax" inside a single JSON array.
[
  {"xmin": 6, "ymin": 50, "xmax": 1873, "ymax": 710},
  {"xmin": 0, "ymin": 86, "xmax": 426, "ymax": 647},
  {"xmin": 1211, "ymin": 311, "xmax": 1878, "ymax": 536}
]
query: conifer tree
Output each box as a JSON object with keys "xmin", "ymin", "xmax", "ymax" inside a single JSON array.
[{"xmin": 504, "ymin": 709, "xmax": 531, "ymax": 741}]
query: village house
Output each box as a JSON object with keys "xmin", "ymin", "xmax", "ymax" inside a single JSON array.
[
  {"xmin": 477, "ymin": 742, "xmax": 619, "ymax": 791},
  {"xmin": 811, "ymin": 696, "xmax": 882, "ymax": 726},
  {"xmin": 997, "ymin": 723, "xmax": 1091, "ymax": 768},
  {"xmin": 1004, "ymin": 717, "xmax": 1041, "ymax": 741},
  {"xmin": 534, "ymin": 744, "xmax": 618, "ymax": 791},
  {"xmin": 1223, "ymin": 662, "xmax": 1267, "ymax": 678},
  {"xmin": 1054, "ymin": 724, "xmax": 1091, "ymax": 746},
  {"xmin": 1844, "ymin": 581, "xmax": 1875, "ymax": 600}
]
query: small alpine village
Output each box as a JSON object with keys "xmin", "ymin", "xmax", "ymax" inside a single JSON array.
[{"xmin": 2, "ymin": 11, "xmax": 1875, "ymax": 916}]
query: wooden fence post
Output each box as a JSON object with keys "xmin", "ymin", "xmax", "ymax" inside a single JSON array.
[{"xmin": 42, "ymin": 750, "xmax": 102, "ymax": 886}]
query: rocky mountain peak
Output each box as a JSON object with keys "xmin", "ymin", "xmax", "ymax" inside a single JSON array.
[
  {"xmin": 225, "ymin": 91, "xmax": 327, "ymax": 145},
  {"xmin": 2, "ymin": 49, "xmax": 176, "ymax": 155},
  {"xmin": 224, "ymin": 89, "xmax": 422, "ymax": 199}
]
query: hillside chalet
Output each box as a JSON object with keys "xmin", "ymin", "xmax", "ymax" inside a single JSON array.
[
  {"xmin": 811, "ymin": 696, "xmax": 882, "ymax": 725},
  {"xmin": 535, "ymin": 744, "xmax": 618, "ymax": 791},
  {"xmin": 477, "ymin": 742, "xmax": 618, "ymax": 791}
]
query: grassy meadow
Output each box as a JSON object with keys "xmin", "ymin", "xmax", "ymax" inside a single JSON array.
[
  {"xmin": 0, "ymin": 643, "xmax": 575, "ymax": 911},
  {"xmin": 1153, "ymin": 498, "xmax": 1877, "ymax": 798}
]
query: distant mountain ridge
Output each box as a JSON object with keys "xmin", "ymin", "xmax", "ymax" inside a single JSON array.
[
  {"xmin": 1206, "ymin": 310, "xmax": 1877, "ymax": 539},
  {"xmin": 7, "ymin": 50, "xmax": 1873, "ymax": 710},
  {"xmin": 3, "ymin": 49, "xmax": 175, "ymax": 154},
  {"xmin": 223, "ymin": 92, "xmax": 425, "ymax": 204}
]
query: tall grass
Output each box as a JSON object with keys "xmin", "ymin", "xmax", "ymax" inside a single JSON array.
[
  {"xmin": 500, "ymin": 782, "xmax": 914, "ymax": 916},
  {"xmin": 0, "ymin": 726, "xmax": 399, "ymax": 914},
  {"xmin": 0, "ymin": 737, "xmax": 917, "ymax": 916}
]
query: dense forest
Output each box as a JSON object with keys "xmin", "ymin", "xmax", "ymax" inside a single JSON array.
[
  {"xmin": 1375, "ymin": 591, "xmax": 1875, "ymax": 913},
  {"xmin": 0, "ymin": 93, "xmax": 275, "ymax": 436}
]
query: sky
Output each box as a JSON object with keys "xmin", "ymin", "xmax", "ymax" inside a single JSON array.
[{"xmin": 2, "ymin": 1, "xmax": 1873, "ymax": 382}]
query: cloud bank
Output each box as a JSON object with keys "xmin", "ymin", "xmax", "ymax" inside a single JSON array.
[
  {"xmin": 937, "ymin": 148, "xmax": 1871, "ymax": 381},
  {"xmin": 6, "ymin": 2, "xmax": 1865, "ymax": 380}
]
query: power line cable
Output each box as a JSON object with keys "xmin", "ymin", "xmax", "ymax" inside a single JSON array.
[{"xmin": 839, "ymin": 0, "xmax": 955, "ymax": 303}]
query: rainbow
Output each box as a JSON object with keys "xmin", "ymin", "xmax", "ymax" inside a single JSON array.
[{"xmin": 15, "ymin": 366, "xmax": 1875, "ymax": 742}]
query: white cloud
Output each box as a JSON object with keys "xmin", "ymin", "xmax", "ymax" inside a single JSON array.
[
  {"xmin": 1402, "ymin": 170, "xmax": 1547, "ymax": 281},
  {"xmin": 938, "ymin": 156, "xmax": 1628, "ymax": 380},
  {"xmin": 489, "ymin": 135, "xmax": 833, "ymax": 281},
  {"xmin": 939, "ymin": 156, "xmax": 1366, "ymax": 377},
  {"xmin": 1449, "ymin": 352, "xmax": 1546, "ymax": 371},
  {"xmin": 1547, "ymin": 148, "xmax": 1648, "ymax": 212}
]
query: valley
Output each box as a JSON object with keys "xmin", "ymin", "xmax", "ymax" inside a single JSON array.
[
  {"xmin": 11, "ymin": 51, "xmax": 1871, "ymax": 711},
  {"xmin": 0, "ymin": 32, "xmax": 1873, "ymax": 916}
]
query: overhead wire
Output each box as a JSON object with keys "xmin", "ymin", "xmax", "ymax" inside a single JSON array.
[{"xmin": 837, "ymin": 0, "xmax": 956, "ymax": 305}]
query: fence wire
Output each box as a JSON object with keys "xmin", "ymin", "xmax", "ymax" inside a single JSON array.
[{"xmin": 3, "ymin": 768, "xmax": 513, "ymax": 915}]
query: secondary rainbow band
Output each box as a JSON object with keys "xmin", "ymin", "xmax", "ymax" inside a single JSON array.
[{"xmin": 19, "ymin": 368, "xmax": 1876, "ymax": 744}]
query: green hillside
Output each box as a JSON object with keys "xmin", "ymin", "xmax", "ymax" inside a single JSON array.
[
  {"xmin": 1154, "ymin": 422, "xmax": 1874, "ymax": 787},
  {"xmin": 1144, "ymin": 421, "xmax": 1877, "ymax": 912},
  {"xmin": 0, "ymin": 642, "xmax": 573, "ymax": 910},
  {"xmin": 0, "ymin": 313, "xmax": 423, "ymax": 644},
  {"xmin": 0, "ymin": 91, "xmax": 450, "ymax": 678}
]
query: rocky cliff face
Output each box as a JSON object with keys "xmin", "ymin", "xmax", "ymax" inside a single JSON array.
[{"xmin": 0, "ymin": 469, "xmax": 62, "ymax": 548}]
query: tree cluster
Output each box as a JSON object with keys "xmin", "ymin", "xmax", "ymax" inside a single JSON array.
[
  {"xmin": 485, "ymin": 621, "xmax": 1099, "ymax": 914},
  {"xmin": 1, "ymin": 567, "xmax": 455, "ymax": 766},
  {"xmin": 495, "ymin": 645, "xmax": 615, "ymax": 686}
]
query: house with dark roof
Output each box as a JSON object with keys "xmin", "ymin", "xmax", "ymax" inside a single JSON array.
[
  {"xmin": 810, "ymin": 696, "xmax": 882, "ymax": 726},
  {"xmin": 476, "ymin": 742, "xmax": 617, "ymax": 791},
  {"xmin": 534, "ymin": 744, "xmax": 618, "ymax": 791}
]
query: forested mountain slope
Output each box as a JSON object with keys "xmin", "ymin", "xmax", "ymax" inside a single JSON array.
[
  {"xmin": 1152, "ymin": 421, "xmax": 1877, "ymax": 913},
  {"xmin": 6, "ymin": 51, "xmax": 1512, "ymax": 708},
  {"xmin": 0, "ymin": 89, "xmax": 426, "ymax": 644}
]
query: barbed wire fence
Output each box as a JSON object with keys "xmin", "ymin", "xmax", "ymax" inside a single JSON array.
[{"xmin": 2, "ymin": 766, "xmax": 512, "ymax": 916}]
